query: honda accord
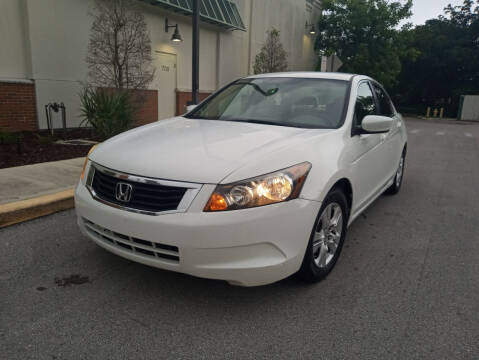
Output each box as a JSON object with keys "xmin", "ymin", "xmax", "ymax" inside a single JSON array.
[{"xmin": 75, "ymin": 72, "xmax": 407, "ymax": 286}]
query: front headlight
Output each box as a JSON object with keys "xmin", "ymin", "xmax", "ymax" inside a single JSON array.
[{"xmin": 204, "ymin": 162, "xmax": 311, "ymax": 212}]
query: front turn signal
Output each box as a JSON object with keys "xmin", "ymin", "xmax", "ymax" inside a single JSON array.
[{"xmin": 205, "ymin": 193, "xmax": 228, "ymax": 211}]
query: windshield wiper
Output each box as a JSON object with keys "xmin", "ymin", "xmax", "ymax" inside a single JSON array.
[
  {"xmin": 239, "ymin": 119, "xmax": 282, "ymax": 126},
  {"xmin": 236, "ymin": 82, "xmax": 279, "ymax": 97}
]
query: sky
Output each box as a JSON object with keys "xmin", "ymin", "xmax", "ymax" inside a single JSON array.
[{"xmin": 407, "ymin": 0, "xmax": 466, "ymax": 25}]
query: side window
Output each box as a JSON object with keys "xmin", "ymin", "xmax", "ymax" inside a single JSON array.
[
  {"xmin": 355, "ymin": 82, "xmax": 376, "ymax": 127},
  {"xmin": 372, "ymin": 84, "xmax": 395, "ymax": 117}
]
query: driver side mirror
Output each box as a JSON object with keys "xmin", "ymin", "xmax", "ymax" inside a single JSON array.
[{"xmin": 360, "ymin": 115, "xmax": 393, "ymax": 134}]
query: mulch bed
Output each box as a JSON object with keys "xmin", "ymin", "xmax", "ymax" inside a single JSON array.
[{"xmin": 0, "ymin": 129, "xmax": 98, "ymax": 169}]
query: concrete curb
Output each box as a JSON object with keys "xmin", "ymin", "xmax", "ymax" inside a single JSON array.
[{"xmin": 0, "ymin": 188, "xmax": 75, "ymax": 228}]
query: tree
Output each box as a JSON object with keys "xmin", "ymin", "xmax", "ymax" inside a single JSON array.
[
  {"xmin": 393, "ymin": 0, "xmax": 479, "ymax": 116},
  {"xmin": 315, "ymin": 0, "xmax": 413, "ymax": 88},
  {"xmin": 253, "ymin": 28, "xmax": 288, "ymax": 74},
  {"xmin": 86, "ymin": 0, "xmax": 154, "ymax": 89},
  {"xmin": 443, "ymin": 0, "xmax": 479, "ymax": 26}
]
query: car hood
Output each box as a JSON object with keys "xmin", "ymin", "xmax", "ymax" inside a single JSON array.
[{"xmin": 90, "ymin": 117, "xmax": 333, "ymax": 184}]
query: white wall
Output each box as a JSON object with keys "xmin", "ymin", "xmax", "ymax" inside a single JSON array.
[
  {"xmin": 249, "ymin": 0, "xmax": 312, "ymax": 71},
  {"xmin": 25, "ymin": 0, "xmax": 94, "ymax": 128},
  {"xmin": 0, "ymin": 0, "xmax": 32, "ymax": 80},
  {"xmin": 0, "ymin": 0, "xmax": 322, "ymax": 128},
  {"xmin": 2, "ymin": 0, "xmax": 221, "ymax": 128},
  {"xmin": 216, "ymin": 0, "xmax": 321, "ymax": 87},
  {"xmin": 460, "ymin": 95, "xmax": 479, "ymax": 121},
  {"xmin": 142, "ymin": 4, "xmax": 219, "ymax": 93}
]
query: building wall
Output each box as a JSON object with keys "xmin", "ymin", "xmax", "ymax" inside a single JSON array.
[
  {"xmin": 143, "ymin": 4, "xmax": 219, "ymax": 94},
  {"xmin": 0, "ymin": 0, "xmax": 32, "ymax": 81},
  {"xmin": 459, "ymin": 95, "xmax": 479, "ymax": 122},
  {"xmin": 216, "ymin": 0, "xmax": 321, "ymax": 88},
  {"xmin": 0, "ymin": 0, "xmax": 322, "ymax": 131},
  {"xmin": 130, "ymin": 89, "xmax": 159, "ymax": 126},
  {"xmin": 248, "ymin": 0, "xmax": 319, "ymax": 72},
  {"xmin": 0, "ymin": 81, "xmax": 37, "ymax": 132},
  {"xmin": 176, "ymin": 91, "xmax": 212, "ymax": 116}
]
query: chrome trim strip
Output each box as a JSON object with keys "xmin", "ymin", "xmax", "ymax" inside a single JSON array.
[{"xmin": 85, "ymin": 162, "xmax": 203, "ymax": 216}]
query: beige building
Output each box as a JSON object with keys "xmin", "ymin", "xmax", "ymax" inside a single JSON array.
[{"xmin": 0, "ymin": 0, "xmax": 322, "ymax": 131}]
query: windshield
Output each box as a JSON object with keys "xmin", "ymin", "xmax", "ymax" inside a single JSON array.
[{"xmin": 186, "ymin": 77, "xmax": 350, "ymax": 129}]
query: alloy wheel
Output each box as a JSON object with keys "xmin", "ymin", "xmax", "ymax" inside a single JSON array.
[{"xmin": 312, "ymin": 202, "xmax": 343, "ymax": 268}]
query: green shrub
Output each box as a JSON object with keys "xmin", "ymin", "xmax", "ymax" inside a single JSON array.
[
  {"xmin": 79, "ymin": 87, "xmax": 135, "ymax": 140},
  {"xmin": 0, "ymin": 130, "xmax": 18, "ymax": 144},
  {"xmin": 34, "ymin": 133, "xmax": 57, "ymax": 145}
]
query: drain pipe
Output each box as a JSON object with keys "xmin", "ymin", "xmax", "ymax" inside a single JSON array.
[{"xmin": 44, "ymin": 102, "xmax": 67, "ymax": 136}]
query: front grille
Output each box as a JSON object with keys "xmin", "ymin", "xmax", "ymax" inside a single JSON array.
[
  {"xmin": 91, "ymin": 166, "xmax": 187, "ymax": 213},
  {"xmin": 83, "ymin": 218, "xmax": 179, "ymax": 262}
]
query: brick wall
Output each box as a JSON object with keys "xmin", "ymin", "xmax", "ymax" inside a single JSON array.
[
  {"xmin": 176, "ymin": 91, "xmax": 212, "ymax": 116},
  {"xmin": 100, "ymin": 87, "xmax": 158, "ymax": 126},
  {"xmin": 0, "ymin": 81, "xmax": 37, "ymax": 132},
  {"xmin": 131, "ymin": 89, "xmax": 158, "ymax": 126}
]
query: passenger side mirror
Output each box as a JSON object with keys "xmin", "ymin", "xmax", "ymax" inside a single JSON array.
[
  {"xmin": 185, "ymin": 104, "xmax": 197, "ymax": 113},
  {"xmin": 361, "ymin": 115, "xmax": 393, "ymax": 134}
]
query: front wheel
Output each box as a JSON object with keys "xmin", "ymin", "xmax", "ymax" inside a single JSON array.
[{"xmin": 298, "ymin": 188, "xmax": 348, "ymax": 283}]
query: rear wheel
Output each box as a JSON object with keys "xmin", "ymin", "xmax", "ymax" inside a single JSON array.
[
  {"xmin": 298, "ymin": 189, "xmax": 348, "ymax": 283},
  {"xmin": 385, "ymin": 149, "xmax": 406, "ymax": 195}
]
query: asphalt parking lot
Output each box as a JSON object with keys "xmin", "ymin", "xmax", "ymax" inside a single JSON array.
[{"xmin": 1, "ymin": 118, "xmax": 478, "ymax": 360}]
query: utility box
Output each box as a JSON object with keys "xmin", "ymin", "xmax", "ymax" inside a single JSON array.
[{"xmin": 458, "ymin": 95, "xmax": 479, "ymax": 121}]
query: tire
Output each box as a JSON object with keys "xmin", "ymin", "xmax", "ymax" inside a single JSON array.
[
  {"xmin": 298, "ymin": 188, "xmax": 349, "ymax": 283},
  {"xmin": 385, "ymin": 149, "xmax": 406, "ymax": 195}
]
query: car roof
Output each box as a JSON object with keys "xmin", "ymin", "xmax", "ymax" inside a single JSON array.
[{"xmin": 245, "ymin": 72, "xmax": 368, "ymax": 82}]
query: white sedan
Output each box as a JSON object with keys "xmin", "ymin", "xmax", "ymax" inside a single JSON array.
[{"xmin": 75, "ymin": 72, "xmax": 407, "ymax": 286}]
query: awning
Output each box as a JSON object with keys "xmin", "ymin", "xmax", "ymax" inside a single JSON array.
[{"xmin": 146, "ymin": 0, "xmax": 246, "ymax": 31}]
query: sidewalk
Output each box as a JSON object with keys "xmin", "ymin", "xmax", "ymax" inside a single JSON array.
[{"xmin": 0, "ymin": 157, "xmax": 85, "ymax": 227}]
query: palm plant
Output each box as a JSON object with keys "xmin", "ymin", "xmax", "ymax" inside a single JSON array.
[{"xmin": 80, "ymin": 87, "xmax": 135, "ymax": 140}]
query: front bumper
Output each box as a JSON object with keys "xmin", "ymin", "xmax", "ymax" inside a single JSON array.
[{"xmin": 75, "ymin": 182, "xmax": 321, "ymax": 286}]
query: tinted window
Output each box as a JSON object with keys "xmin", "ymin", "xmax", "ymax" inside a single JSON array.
[
  {"xmin": 186, "ymin": 78, "xmax": 349, "ymax": 129},
  {"xmin": 355, "ymin": 82, "xmax": 376, "ymax": 126},
  {"xmin": 372, "ymin": 84, "xmax": 394, "ymax": 117}
]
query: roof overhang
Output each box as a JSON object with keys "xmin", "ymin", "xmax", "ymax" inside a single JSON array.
[{"xmin": 144, "ymin": 0, "xmax": 246, "ymax": 31}]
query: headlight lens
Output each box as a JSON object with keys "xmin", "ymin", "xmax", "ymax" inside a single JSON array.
[{"xmin": 204, "ymin": 162, "xmax": 311, "ymax": 212}]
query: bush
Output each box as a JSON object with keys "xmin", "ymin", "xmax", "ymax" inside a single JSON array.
[
  {"xmin": 79, "ymin": 87, "xmax": 135, "ymax": 140},
  {"xmin": 34, "ymin": 133, "xmax": 57, "ymax": 145},
  {"xmin": 0, "ymin": 130, "xmax": 19, "ymax": 144},
  {"xmin": 396, "ymin": 104, "xmax": 427, "ymax": 117}
]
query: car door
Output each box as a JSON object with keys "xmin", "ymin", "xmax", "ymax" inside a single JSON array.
[
  {"xmin": 371, "ymin": 82, "xmax": 403, "ymax": 180},
  {"xmin": 346, "ymin": 81, "xmax": 390, "ymax": 214}
]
